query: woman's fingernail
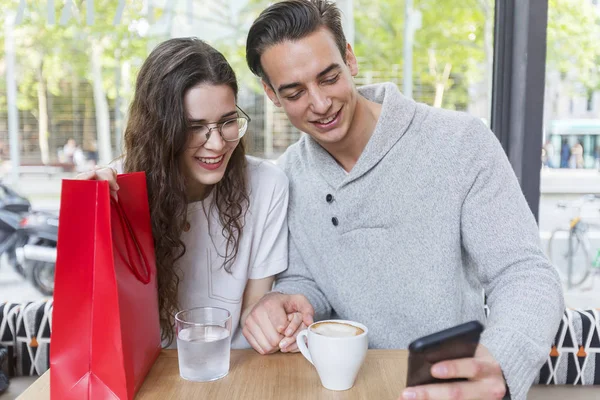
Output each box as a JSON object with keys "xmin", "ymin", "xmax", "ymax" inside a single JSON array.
[
  {"xmin": 402, "ymin": 389, "xmax": 417, "ymax": 399},
  {"xmin": 279, "ymin": 339, "xmax": 288, "ymax": 348},
  {"xmin": 285, "ymin": 328, "xmax": 293, "ymax": 336},
  {"xmin": 433, "ymin": 365, "xmax": 448, "ymax": 377}
]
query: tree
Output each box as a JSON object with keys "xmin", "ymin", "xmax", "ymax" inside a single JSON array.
[
  {"xmin": 0, "ymin": 0, "xmax": 153, "ymax": 164},
  {"xmin": 1, "ymin": 0, "xmax": 78, "ymax": 164},
  {"xmin": 354, "ymin": 0, "xmax": 600, "ymax": 113},
  {"xmin": 58, "ymin": 0, "xmax": 152, "ymax": 164},
  {"xmin": 354, "ymin": 0, "xmax": 488, "ymax": 111},
  {"xmin": 547, "ymin": 0, "xmax": 600, "ymax": 93},
  {"xmin": 211, "ymin": 0, "xmax": 269, "ymax": 91}
]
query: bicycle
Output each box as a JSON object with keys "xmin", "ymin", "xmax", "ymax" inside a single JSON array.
[{"xmin": 547, "ymin": 194, "xmax": 600, "ymax": 289}]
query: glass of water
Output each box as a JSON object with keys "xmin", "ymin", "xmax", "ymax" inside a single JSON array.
[{"xmin": 175, "ymin": 306, "xmax": 232, "ymax": 382}]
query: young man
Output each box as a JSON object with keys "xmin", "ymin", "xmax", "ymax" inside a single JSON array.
[{"xmin": 242, "ymin": 1, "xmax": 564, "ymax": 399}]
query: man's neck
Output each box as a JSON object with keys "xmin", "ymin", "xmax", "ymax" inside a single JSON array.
[{"xmin": 320, "ymin": 96, "xmax": 382, "ymax": 172}]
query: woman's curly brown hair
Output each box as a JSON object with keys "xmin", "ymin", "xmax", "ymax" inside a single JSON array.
[{"xmin": 122, "ymin": 38, "xmax": 248, "ymax": 346}]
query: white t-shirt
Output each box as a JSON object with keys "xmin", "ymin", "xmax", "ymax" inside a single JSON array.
[{"xmin": 173, "ymin": 156, "xmax": 289, "ymax": 348}]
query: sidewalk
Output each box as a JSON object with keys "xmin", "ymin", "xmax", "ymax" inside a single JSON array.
[
  {"xmin": 0, "ymin": 256, "xmax": 48, "ymax": 304},
  {"xmin": 540, "ymin": 168, "xmax": 600, "ymax": 194}
]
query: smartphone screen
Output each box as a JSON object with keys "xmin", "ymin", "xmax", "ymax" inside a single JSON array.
[{"xmin": 406, "ymin": 320, "xmax": 484, "ymax": 387}]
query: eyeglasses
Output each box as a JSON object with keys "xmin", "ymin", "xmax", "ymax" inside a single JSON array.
[{"xmin": 188, "ymin": 106, "xmax": 251, "ymax": 147}]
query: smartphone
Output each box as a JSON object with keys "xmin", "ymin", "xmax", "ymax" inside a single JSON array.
[{"xmin": 406, "ymin": 320, "xmax": 484, "ymax": 387}]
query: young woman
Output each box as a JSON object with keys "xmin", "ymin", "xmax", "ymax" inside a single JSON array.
[{"xmin": 77, "ymin": 38, "xmax": 308, "ymax": 352}]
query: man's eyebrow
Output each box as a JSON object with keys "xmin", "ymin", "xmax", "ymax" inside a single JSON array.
[
  {"xmin": 188, "ymin": 110, "xmax": 237, "ymax": 124},
  {"xmin": 277, "ymin": 63, "xmax": 342, "ymax": 94},
  {"xmin": 277, "ymin": 81, "xmax": 302, "ymax": 94},
  {"xmin": 316, "ymin": 63, "xmax": 341, "ymax": 79}
]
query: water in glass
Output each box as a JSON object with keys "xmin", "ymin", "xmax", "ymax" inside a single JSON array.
[{"xmin": 177, "ymin": 325, "xmax": 231, "ymax": 381}]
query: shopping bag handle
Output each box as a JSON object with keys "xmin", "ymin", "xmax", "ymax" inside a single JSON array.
[{"xmin": 110, "ymin": 197, "xmax": 151, "ymax": 284}]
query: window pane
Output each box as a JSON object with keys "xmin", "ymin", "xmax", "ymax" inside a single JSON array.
[{"xmin": 539, "ymin": 0, "xmax": 600, "ymax": 307}]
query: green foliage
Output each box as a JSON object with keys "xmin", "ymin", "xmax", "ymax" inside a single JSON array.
[
  {"xmin": 354, "ymin": 0, "xmax": 490, "ymax": 109},
  {"xmin": 355, "ymin": 0, "xmax": 600, "ymax": 107},
  {"xmin": 1, "ymin": 0, "xmax": 599, "ymax": 125},
  {"xmin": 547, "ymin": 0, "xmax": 600, "ymax": 91},
  {"xmin": 1, "ymin": 0, "xmax": 153, "ymax": 112},
  {"xmin": 214, "ymin": 0, "xmax": 274, "ymax": 92}
]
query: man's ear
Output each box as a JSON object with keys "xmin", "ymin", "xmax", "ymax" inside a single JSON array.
[
  {"xmin": 262, "ymin": 80, "xmax": 281, "ymax": 107},
  {"xmin": 345, "ymin": 43, "xmax": 359, "ymax": 77}
]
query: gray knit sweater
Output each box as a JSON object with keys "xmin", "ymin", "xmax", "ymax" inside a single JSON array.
[{"xmin": 275, "ymin": 83, "xmax": 564, "ymax": 400}]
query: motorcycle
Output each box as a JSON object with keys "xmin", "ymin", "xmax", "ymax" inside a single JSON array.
[
  {"xmin": 0, "ymin": 182, "xmax": 31, "ymax": 276},
  {"xmin": 0, "ymin": 181, "xmax": 58, "ymax": 296},
  {"xmin": 0, "ymin": 209, "xmax": 27, "ymax": 275},
  {"xmin": 15, "ymin": 211, "xmax": 58, "ymax": 296}
]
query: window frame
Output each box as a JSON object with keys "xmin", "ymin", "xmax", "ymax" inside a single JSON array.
[{"xmin": 491, "ymin": 0, "xmax": 549, "ymax": 221}]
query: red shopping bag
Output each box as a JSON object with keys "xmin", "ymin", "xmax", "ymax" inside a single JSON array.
[{"xmin": 50, "ymin": 172, "xmax": 161, "ymax": 400}]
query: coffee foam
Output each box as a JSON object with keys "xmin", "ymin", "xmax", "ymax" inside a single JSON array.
[{"xmin": 311, "ymin": 321, "xmax": 364, "ymax": 337}]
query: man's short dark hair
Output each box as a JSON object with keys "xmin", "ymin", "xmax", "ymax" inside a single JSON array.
[{"xmin": 246, "ymin": 0, "xmax": 347, "ymax": 85}]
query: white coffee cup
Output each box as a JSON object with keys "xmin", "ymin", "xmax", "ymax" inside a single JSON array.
[{"xmin": 296, "ymin": 320, "xmax": 368, "ymax": 391}]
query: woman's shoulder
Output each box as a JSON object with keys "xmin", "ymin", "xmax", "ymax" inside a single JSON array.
[
  {"xmin": 245, "ymin": 155, "xmax": 288, "ymax": 186},
  {"xmin": 244, "ymin": 155, "xmax": 289, "ymax": 199}
]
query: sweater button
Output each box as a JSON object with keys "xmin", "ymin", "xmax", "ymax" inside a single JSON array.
[
  {"xmin": 332, "ymin": 217, "xmax": 339, "ymax": 226},
  {"xmin": 326, "ymin": 194, "xmax": 333, "ymax": 203}
]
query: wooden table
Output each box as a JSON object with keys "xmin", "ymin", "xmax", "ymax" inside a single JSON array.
[{"xmin": 17, "ymin": 350, "xmax": 600, "ymax": 399}]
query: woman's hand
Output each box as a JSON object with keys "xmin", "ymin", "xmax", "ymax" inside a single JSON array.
[
  {"xmin": 242, "ymin": 292, "xmax": 313, "ymax": 355},
  {"xmin": 278, "ymin": 312, "xmax": 308, "ymax": 353},
  {"xmin": 76, "ymin": 167, "xmax": 119, "ymax": 199}
]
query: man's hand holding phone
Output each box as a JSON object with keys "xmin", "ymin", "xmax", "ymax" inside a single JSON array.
[
  {"xmin": 401, "ymin": 344, "xmax": 507, "ymax": 400},
  {"xmin": 401, "ymin": 321, "xmax": 507, "ymax": 400}
]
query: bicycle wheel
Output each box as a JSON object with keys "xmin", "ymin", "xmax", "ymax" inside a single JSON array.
[{"xmin": 548, "ymin": 228, "xmax": 591, "ymax": 287}]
